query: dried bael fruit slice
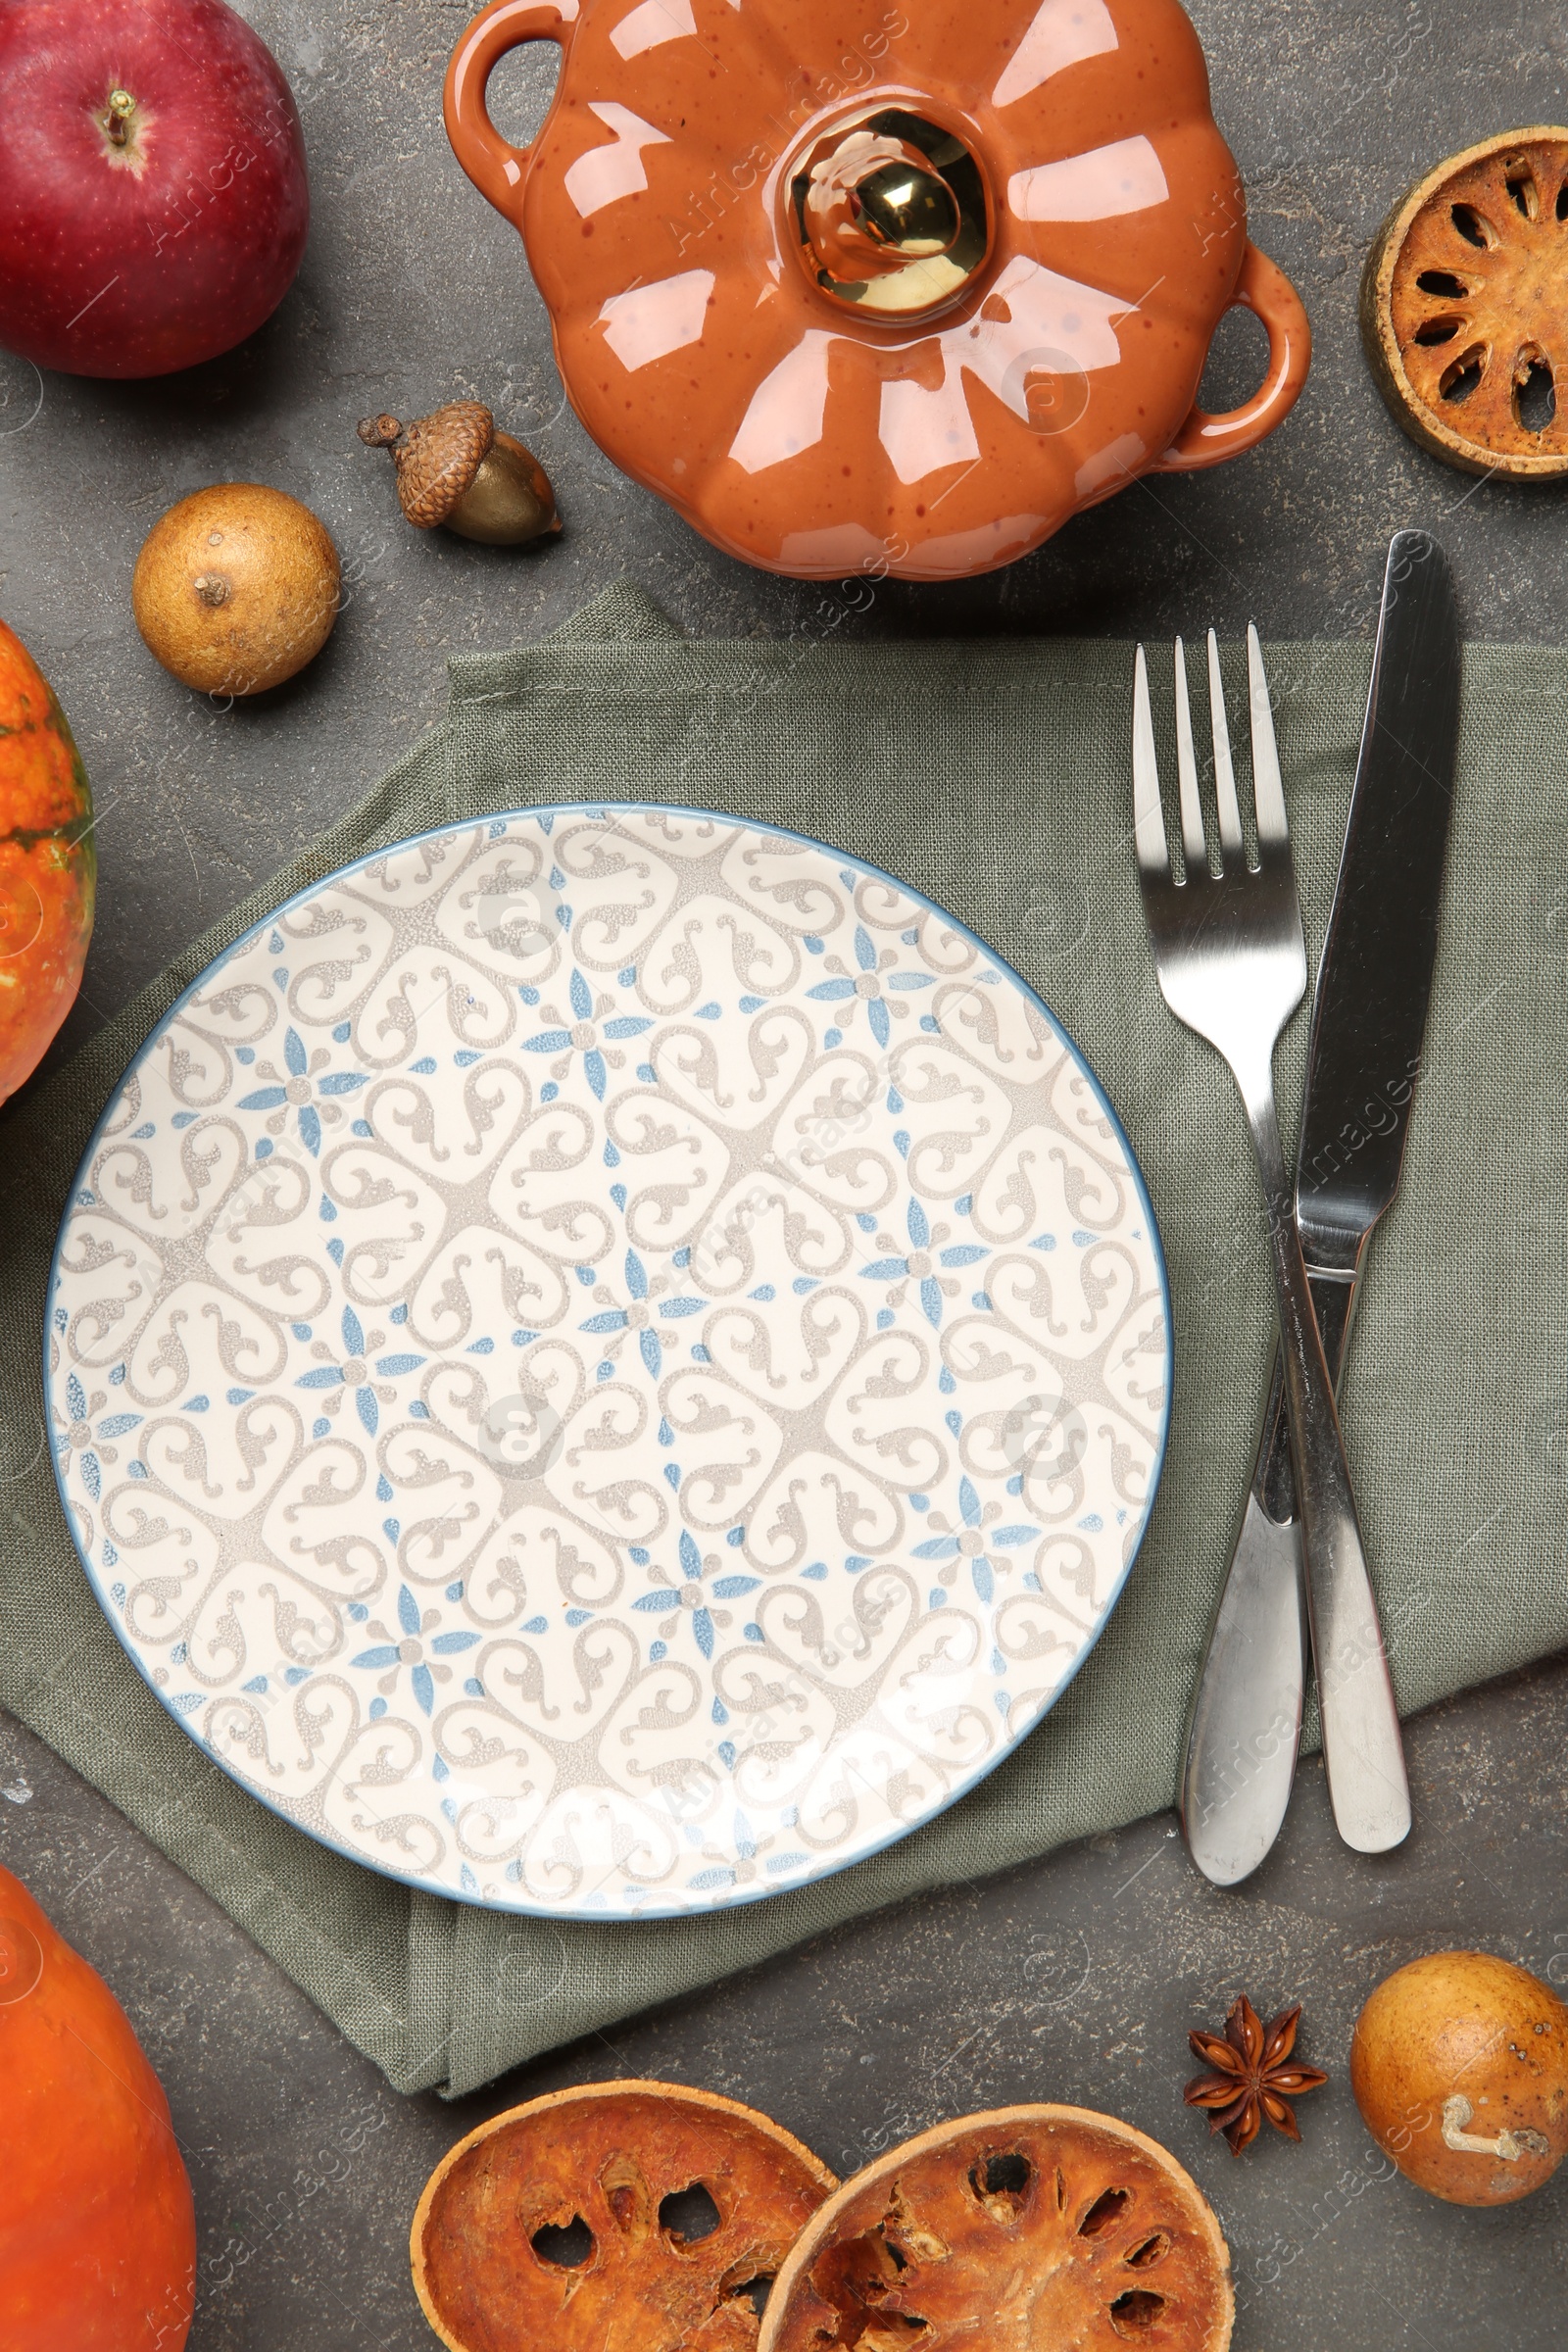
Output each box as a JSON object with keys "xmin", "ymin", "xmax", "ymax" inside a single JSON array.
[
  {"xmin": 413, "ymin": 2079, "xmax": 837, "ymax": 2351},
  {"xmin": 1361, "ymin": 126, "xmax": 1568, "ymax": 475},
  {"xmin": 759, "ymin": 2105, "xmax": 1232, "ymax": 2352}
]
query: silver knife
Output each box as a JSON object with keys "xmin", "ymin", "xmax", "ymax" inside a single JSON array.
[{"xmin": 1181, "ymin": 529, "xmax": 1461, "ymax": 1885}]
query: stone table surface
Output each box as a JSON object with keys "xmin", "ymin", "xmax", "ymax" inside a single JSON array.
[{"xmin": 4, "ymin": 2, "xmax": 1568, "ymax": 2346}]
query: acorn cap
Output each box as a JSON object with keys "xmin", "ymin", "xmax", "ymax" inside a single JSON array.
[{"xmin": 357, "ymin": 401, "xmax": 496, "ymax": 527}]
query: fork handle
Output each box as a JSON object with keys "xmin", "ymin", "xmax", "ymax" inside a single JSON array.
[
  {"xmin": 1179, "ymin": 1265, "xmax": 1358, "ymax": 1885},
  {"xmin": 1242, "ymin": 1079, "xmax": 1412, "ymax": 1855}
]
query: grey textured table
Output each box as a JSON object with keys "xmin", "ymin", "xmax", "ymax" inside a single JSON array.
[{"xmin": 3, "ymin": 3, "xmax": 1568, "ymax": 2346}]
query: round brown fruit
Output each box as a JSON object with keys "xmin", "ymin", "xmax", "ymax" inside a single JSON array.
[
  {"xmin": 132, "ymin": 483, "xmax": 340, "ymax": 696},
  {"xmin": 759, "ymin": 2104, "xmax": 1233, "ymax": 2352},
  {"xmin": 412, "ymin": 2079, "xmax": 837, "ymax": 2352},
  {"xmin": 1350, "ymin": 1950, "xmax": 1568, "ymax": 2206}
]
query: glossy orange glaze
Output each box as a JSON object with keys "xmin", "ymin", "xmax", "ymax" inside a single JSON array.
[{"xmin": 446, "ymin": 0, "xmax": 1310, "ymax": 579}]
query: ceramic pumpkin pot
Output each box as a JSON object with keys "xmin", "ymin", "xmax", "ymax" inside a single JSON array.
[
  {"xmin": 445, "ymin": 0, "xmax": 1310, "ymax": 580},
  {"xmin": 0, "ymin": 1862, "xmax": 196, "ymax": 2350}
]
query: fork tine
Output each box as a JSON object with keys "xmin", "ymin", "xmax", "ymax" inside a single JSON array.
[
  {"xmin": 1207, "ymin": 630, "xmax": 1245, "ymax": 861},
  {"xmin": 1247, "ymin": 623, "xmax": 1289, "ymax": 848},
  {"xmin": 1132, "ymin": 646, "xmax": 1170, "ymax": 877},
  {"xmin": 1172, "ymin": 637, "xmax": 1208, "ymax": 873}
]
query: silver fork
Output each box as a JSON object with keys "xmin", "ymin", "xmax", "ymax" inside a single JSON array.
[{"xmin": 1134, "ymin": 629, "xmax": 1410, "ymax": 1857}]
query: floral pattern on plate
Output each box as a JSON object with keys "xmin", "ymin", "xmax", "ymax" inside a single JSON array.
[{"xmin": 47, "ymin": 808, "xmax": 1169, "ymax": 1916}]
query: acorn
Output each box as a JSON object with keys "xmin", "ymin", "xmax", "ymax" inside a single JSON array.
[{"xmin": 357, "ymin": 402, "xmax": 560, "ymax": 544}]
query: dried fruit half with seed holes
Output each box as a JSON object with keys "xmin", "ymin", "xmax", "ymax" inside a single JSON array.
[
  {"xmin": 1361, "ymin": 126, "xmax": 1568, "ymax": 475},
  {"xmin": 412, "ymin": 2079, "xmax": 837, "ymax": 2351},
  {"xmin": 758, "ymin": 2105, "xmax": 1232, "ymax": 2352}
]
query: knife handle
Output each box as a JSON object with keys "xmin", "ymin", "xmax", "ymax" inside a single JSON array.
[
  {"xmin": 1182, "ymin": 1232, "xmax": 1404, "ymax": 1876},
  {"xmin": 1250, "ymin": 1106, "xmax": 1411, "ymax": 1858},
  {"xmin": 1258, "ymin": 1267, "xmax": 1360, "ymax": 1519}
]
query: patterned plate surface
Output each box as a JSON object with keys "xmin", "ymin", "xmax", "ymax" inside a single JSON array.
[{"xmin": 48, "ymin": 808, "xmax": 1169, "ymax": 1917}]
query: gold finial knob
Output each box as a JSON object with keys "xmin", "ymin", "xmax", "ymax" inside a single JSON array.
[
  {"xmin": 793, "ymin": 114, "xmax": 989, "ymax": 318},
  {"xmin": 856, "ymin": 159, "xmax": 960, "ymax": 258}
]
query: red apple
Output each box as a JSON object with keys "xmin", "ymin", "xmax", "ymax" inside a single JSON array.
[{"xmin": 0, "ymin": 0, "xmax": 309, "ymax": 379}]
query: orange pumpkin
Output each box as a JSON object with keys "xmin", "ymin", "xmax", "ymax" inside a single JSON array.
[
  {"xmin": 0, "ymin": 1862, "xmax": 195, "ymax": 2352},
  {"xmin": 0, "ymin": 617, "xmax": 95, "ymax": 1104}
]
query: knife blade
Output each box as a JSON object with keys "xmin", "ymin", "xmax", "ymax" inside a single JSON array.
[{"xmin": 1181, "ymin": 529, "xmax": 1461, "ymax": 1886}]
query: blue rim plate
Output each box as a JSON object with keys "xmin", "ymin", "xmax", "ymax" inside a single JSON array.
[{"xmin": 47, "ymin": 804, "xmax": 1170, "ymax": 1918}]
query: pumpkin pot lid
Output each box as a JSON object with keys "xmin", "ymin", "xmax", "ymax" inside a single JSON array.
[{"xmin": 496, "ymin": 0, "xmax": 1268, "ymax": 578}]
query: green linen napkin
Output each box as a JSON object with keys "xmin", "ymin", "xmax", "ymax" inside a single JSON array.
[{"xmin": 3, "ymin": 582, "xmax": 1564, "ymax": 2098}]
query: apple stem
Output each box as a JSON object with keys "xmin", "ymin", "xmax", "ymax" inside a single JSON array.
[{"xmin": 105, "ymin": 89, "xmax": 136, "ymax": 148}]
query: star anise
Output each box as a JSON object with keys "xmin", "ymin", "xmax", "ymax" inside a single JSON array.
[{"xmin": 1184, "ymin": 1994, "xmax": 1328, "ymax": 2155}]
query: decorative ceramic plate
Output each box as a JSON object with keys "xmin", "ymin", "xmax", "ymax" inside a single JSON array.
[{"xmin": 48, "ymin": 808, "xmax": 1169, "ymax": 1918}]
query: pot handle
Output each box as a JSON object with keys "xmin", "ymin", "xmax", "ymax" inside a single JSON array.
[
  {"xmin": 444, "ymin": 0, "xmax": 579, "ymax": 230},
  {"xmin": 1150, "ymin": 242, "xmax": 1311, "ymax": 473}
]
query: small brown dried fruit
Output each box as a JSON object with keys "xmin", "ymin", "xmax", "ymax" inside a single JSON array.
[
  {"xmin": 759, "ymin": 2105, "xmax": 1233, "ymax": 2352},
  {"xmin": 1184, "ymin": 1996, "xmax": 1328, "ymax": 2157},
  {"xmin": 358, "ymin": 400, "xmax": 560, "ymax": 542},
  {"xmin": 131, "ymin": 482, "xmax": 339, "ymax": 696},
  {"xmin": 1350, "ymin": 1950, "xmax": 1568, "ymax": 2206},
  {"xmin": 412, "ymin": 2078, "xmax": 836, "ymax": 2352},
  {"xmin": 1361, "ymin": 126, "xmax": 1568, "ymax": 475}
]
